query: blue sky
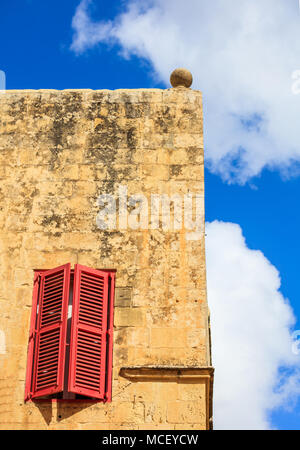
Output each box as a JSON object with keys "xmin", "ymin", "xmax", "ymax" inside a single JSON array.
[
  {"xmin": 1, "ymin": 0, "xmax": 300, "ymax": 429},
  {"xmin": 1, "ymin": 0, "xmax": 153, "ymax": 90}
]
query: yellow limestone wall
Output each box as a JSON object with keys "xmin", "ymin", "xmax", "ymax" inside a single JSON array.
[{"xmin": 0, "ymin": 86, "xmax": 213, "ymax": 429}]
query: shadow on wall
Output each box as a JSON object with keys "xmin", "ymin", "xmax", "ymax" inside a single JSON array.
[
  {"xmin": 34, "ymin": 401, "xmax": 95, "ymax": 425},
  {"xmin": 33, "ymin": 402, "xmax": 53, "ymax": 426},
  {"xmin": 56, "ymin": 401, "xmax": 98, "ymax": 422}
]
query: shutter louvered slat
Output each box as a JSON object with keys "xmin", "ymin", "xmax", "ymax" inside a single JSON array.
[
  {"xmin": 31, "ymin": 264, "xmax": 70, "ymax": 399},
  {"xmin": 75, "ymin": 330, "xmax": 102, "ymax": 389},
  {"xmin": 68, "ymin": 265, "xmax": 109, "ymax": 400},
  {"xmin": 43, "ymin": 291, "xmax": 64, "ymax": 302}
]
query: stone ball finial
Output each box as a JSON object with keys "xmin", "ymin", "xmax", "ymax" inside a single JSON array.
[{"xmin": 170, "ymin": 68, "xmax": 193, "ymax": 88}]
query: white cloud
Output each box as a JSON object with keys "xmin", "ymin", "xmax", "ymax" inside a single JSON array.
[
  {"xmin": 206, "ymin": 221, "xmax": 300, "ymax": 429},
  {"xmin": 70, "ymin": 0, "xmax": 300, "ymax": 184},
  {"xmin": 70, "ymin": 0, "xmax": 113, "ymax": 53}
]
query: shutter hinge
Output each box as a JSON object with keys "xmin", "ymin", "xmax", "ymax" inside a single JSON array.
[
  {"xmin": 34, "ymin": 274, "xmax": 41, "ymax": 284},
  {"xmin": 29, "ymin": 331, "xmax": 35, "ymax": 341},
  {"xmin": 25, "ymin": 393, "xmax": 32, "ymax": 403}
]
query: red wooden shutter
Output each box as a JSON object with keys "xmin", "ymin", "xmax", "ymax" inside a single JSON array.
[
  {"xmin": 24, "ymin": 272, "xmax": 40, "ymax": 401},
  {"xmin": 68, "ymin": 264, "xmax": 109, "ymax": 399},
  {"xmin": 31, "ymin": 263, "xmax": 70, "ymax": 399},
  {"xmin": 105, "ymin": 272, "xmax": 115, "ymax": 402}
]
